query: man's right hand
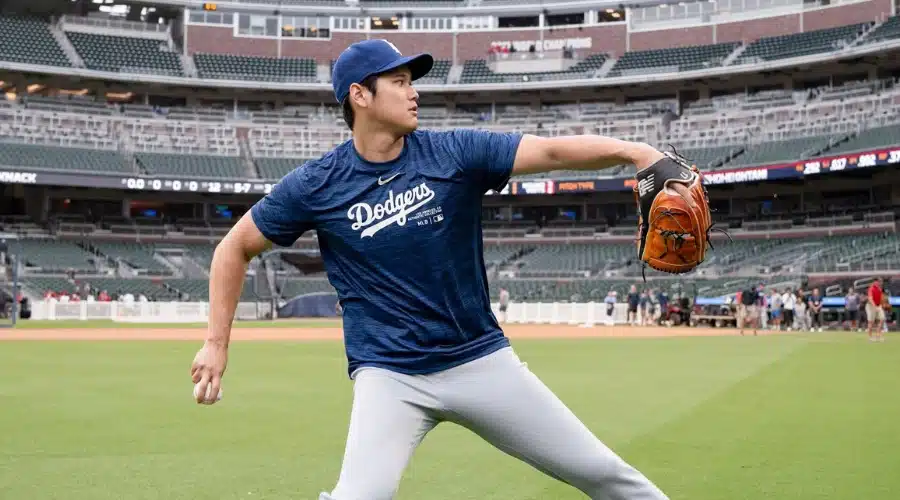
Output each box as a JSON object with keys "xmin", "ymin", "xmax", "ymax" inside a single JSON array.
[{"xmin": 190, "ymin": 340, "xmax": 228, "ymax": 405}]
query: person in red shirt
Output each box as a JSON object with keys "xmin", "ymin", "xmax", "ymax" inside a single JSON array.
[{"xmin": 867, "ymin": 278, "xmax": 886, "ymax": 342}]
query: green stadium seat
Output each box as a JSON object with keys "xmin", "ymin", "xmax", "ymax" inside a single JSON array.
[
  {"xmin": 255, "ymin": 157, "xmax": 308, "ymax": 180},
  {"xmin": 824, "ymin": 125, "xmax": 900, "ymax": 155},
  {"xmin": 0, "ymin": 16, "xmax": 71, "ymax": 67},
  {"xmin": 87, "ymin": 241, "xmax": 172, "ymax": 275},
  {"xmin": 0, "ymin": 142, "xmax": 132, "ymax": 173},
  {"xmin": 194, "ymin": 53, "xmax": 317, "ymax": 82},
  {"xmin": 12, "ymin": 239, "xmax": 97, "ymax": 273},
  {"xmin": 865, "ymin": 16, "xmax": 900, "ymax": 43},
  {"xmin": 66, "ymin": 31, "xmax": 182, "ymax": 75},
  {"xmin": 736, "ymin": 23, "xmax": 870, "ymax": 64},
  {"xmin": 727, "ymin": 135, "xmax": 837, "ymax": 167},
  {"xmin": 136, "ymin": 153, "xmax": 246, "ymax": 179},
  {"xmin": 608, "ymin": 42, "xmax": 739, "ymax": 77}
]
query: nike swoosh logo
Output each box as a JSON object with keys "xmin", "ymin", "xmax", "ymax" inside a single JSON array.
[{"xmin": 378, "ymin": 172, "xmax": 402, "ymax": 186}]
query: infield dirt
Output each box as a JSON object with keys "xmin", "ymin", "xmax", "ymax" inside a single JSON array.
[{"xmin": 0, "ymin": 324, "xmax": 771, "ymax": 341}]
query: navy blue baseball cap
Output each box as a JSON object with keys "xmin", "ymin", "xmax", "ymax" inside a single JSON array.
[{"xmin": 332, "ymin": 39, "xmax": 433, "ymax": 104}]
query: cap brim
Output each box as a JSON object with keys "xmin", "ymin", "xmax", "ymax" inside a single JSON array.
[{"xmin": 372, "ymin": 53, "xmax": 434, "ymax": 81}]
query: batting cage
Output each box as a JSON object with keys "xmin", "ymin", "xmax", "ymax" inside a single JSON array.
[
  {"xmin": 0, "ymin": 233, "xmax": 20, "ymax": 328},
  {"xmin": 253, "ymin": 247, "xmax": 339, "ymax": 319}
]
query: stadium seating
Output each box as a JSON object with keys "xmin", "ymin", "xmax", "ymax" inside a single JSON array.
[
  {"xmin": 418, "ymin": 59, "xmax": 453, "ymax": 84},
  {"xmin": 87, "ymin": 242, "xmax": 172, "ymax": 275},
  {"xmin": 729, "ymin": 135, "xmax": 837, "ymax": 166},
  {"xmin": 255, "ymin": 157, "xmax": 307, "ymax": 180},
  {"xmin": 136, "ymin": 153, "xmax": 247, "ymax": 179},
  {"xmin": 865, "ymin": 16, "xmax": 900, "ymax": 43},
  {"xmin": 736, "ymin": 23, "xmax": 870, "ymax": 64},
  {"xmin": 13, "ymin": 239, "xmax": 97, "ymax": 273},
  {"xmin": 77, "ymin": 277, "xmax": 178, "ymax": 300},
  {"xmin": 194, "ymin": 53, "xmax": 317, "ymax": 82},
  {"xmin": 515, "ymin": 244, "xmax": 634, "ymax": 276},
  {"xmin": 0, "ymin": 16, "xmax": 71, "ymax": 67},
  {"xmin": 825, "ymin": 125, "xmax": 900, "ymax": 154},
  {"xmin": 681, "ymin": 145, "xmax": 743, "ymax": 170},
  {"xmin": 608, "ymin": 42, "xmax": 739, "ymax": 76},
  {"xmin": 176, "ymin": 244, "xmax": 216, "ymax": 270},
  {"xmin": 23, "ymin": 276, "xmax": 80, "ymax": 295},
  {"xmin": 459, "ymin": 54, "xmax": 607, "ymax": 84},
  {"xmin": 162, "ymin": 278, "xmax": 258, "ymax": 301},
  {"xmin": 0, "ymin": 143, "xmax": 132, "ymax": 173},
  {"xmin": 65, "ymin": 32, "xmax": 183, "ymax": 74},
  {"xmin": 278, "ymin": 279, "xmax": 337, "ymax": 298}
]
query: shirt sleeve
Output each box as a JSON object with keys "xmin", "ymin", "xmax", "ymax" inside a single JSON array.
[
  {"xmin": 446, "ymin": 128, "xmax": 523, "ymax": 193},
  {"xmin": 250, "ymin": 167, "xmax": 316, "ymax": 247}
]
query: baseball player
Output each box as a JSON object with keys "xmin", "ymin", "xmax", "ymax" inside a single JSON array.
[{"xmin": 190, "ymin": 39, "xmax": 671, "ymax": 499}]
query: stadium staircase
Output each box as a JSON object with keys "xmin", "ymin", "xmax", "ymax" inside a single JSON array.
[
  {"xmin": 177, "ymin": 254, "xmax": 209, "ymax": 279},
  {"xmin": 49, "ymin": 21, "xmax": 85, "ymax": 68},
  {"xmin": 447, "ymin": 64, "xmax": 464, "ymax": 84},
  {"xmin": 850, "ymin": 18, "xmax": 885, "ymax": 46},
  {"xmin": 593, "ymin": 57, "xmax": 618, "ymax": 78},
  {"xmin": 316, "ymin": 63, "xmax": 331, "ymax": 83},
  {"xmin": 152, "ymin": 254, "xmax": 183, "ymax": 277},
  {"xmin": 236, "ymin": 130, "xmax": 260, "ymax": 179},
  {"xmin": 179, "ymin": 53, "xmax": 198, "ymax": 78},
  {"xmin": 721, "ymin": 44, "xmax": 748, "ymax": 66}
]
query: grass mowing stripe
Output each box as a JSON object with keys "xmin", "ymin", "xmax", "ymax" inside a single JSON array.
[{"xmin": 622, "ymin": 336, "xmax": 900, "ymax": 500}]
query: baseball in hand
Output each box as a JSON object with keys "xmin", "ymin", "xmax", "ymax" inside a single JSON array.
[{"xmin": 193, "ymin": 382, "xmax": 223, "ymax": 402}]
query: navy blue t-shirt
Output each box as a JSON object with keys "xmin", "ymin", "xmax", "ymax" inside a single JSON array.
[{"xmin": 251, "ymin": 129, "xmax": 523, "ymax": 377}]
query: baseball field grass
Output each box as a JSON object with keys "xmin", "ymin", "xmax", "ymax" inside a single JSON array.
[{"xmin": 0, "ymin": 322, "xmax": 897, "ymax": 499}]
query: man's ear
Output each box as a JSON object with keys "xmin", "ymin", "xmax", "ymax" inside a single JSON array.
[{"xmin": 348, "ymin": 83, "xmax": 370, "ymax": 109}]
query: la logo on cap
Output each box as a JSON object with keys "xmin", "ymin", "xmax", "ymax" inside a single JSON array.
[{"xmin": 384, "ymin": 40, "xmax": 401, "ymax": 55}]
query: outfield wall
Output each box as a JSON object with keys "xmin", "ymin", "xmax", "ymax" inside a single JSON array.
[
  {"xmin": 29, "ymin": 300, "xmax": 637, "ymax": 325},
  {"xmin": 30, "ymin": 301, "xmax": 271, "ymax": 323}
]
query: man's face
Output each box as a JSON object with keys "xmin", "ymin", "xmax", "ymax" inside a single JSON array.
[{"xmin": 371, "ymin": 67, "xmax": 419, "ymax": 134}]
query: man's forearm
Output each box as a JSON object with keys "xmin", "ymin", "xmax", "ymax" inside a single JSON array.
[
  {"xmin": 544, "ymin": 135, "xmax": 664, "ymax": 172},
  {"xmin": 206, "ymin": 239, "xmax": 252, "ymax": 347}
]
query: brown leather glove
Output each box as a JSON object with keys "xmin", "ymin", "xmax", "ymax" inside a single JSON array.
[{"xmin": 633, "ymin": 151, "xmax": 721, "ymax": 275}]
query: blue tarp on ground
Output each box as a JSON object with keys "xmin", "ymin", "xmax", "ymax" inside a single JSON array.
[{"xmin": 277, "ymin": 292, "xmax": 341, "ymax": 318}]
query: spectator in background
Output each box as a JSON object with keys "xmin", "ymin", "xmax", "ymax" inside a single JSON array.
[
  {"xmin": 657, "ymin": 289, "xmax": 669, "ymax": 326},
  {"xmin": 781, "ymin": 288, "xmax": 795, "ymax": 331},
  {"xmin": 808, "ymin": 288, "xmax": 824, "ymax": 332},
  {"xmin": 758, "ymin": 285, "xmax": 768, "ymax": 330},
  {"xmin": 603, "ymin": 290, "xmax": 617, "ymax": 326},
  {"xmin": 498, "ymin": 287, "xmax": 510, "ymax": 323},
  {"xmin": 639, "ymin": 289, "xmax": 652, "ymax": 326},
  {"xmin": 845, "ymin": 289, "xmax": 860, "ymax": 331},
  {"xmin": 794, "ymin": 290, "xmax": 809, "ymax": 331},
  {"xmin": 739, "ymin": 284, "xmax": 758, "ymax": 336},
  {"xmin": 866, "ymin": 278, "xmax": 886, "ymax": 342},
  {"xmin": 626, "ymin": 285, "xmax": 639, "ymax": 326}
]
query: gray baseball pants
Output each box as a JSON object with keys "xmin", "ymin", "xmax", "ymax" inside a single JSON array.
[{"xmin": 319, "ymin": 346, "xmax": 669, "ymax": 499}]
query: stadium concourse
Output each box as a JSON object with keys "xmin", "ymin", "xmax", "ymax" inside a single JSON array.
[{"xmin": 0, "ymin": 0, "xmax": 898, "ymax": 328}]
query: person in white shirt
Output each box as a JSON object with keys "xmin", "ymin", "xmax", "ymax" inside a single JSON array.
[
  {"xmin": 781, "ymin": 288, "xmax": 795, "ymax": 331},
  {"xmin": 498, "ymin": 288, "xmax": 510, "ymax": 323},
  {"xmin": 123, "ymin": 292, "xmax": 135, "ymax": 304}
]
